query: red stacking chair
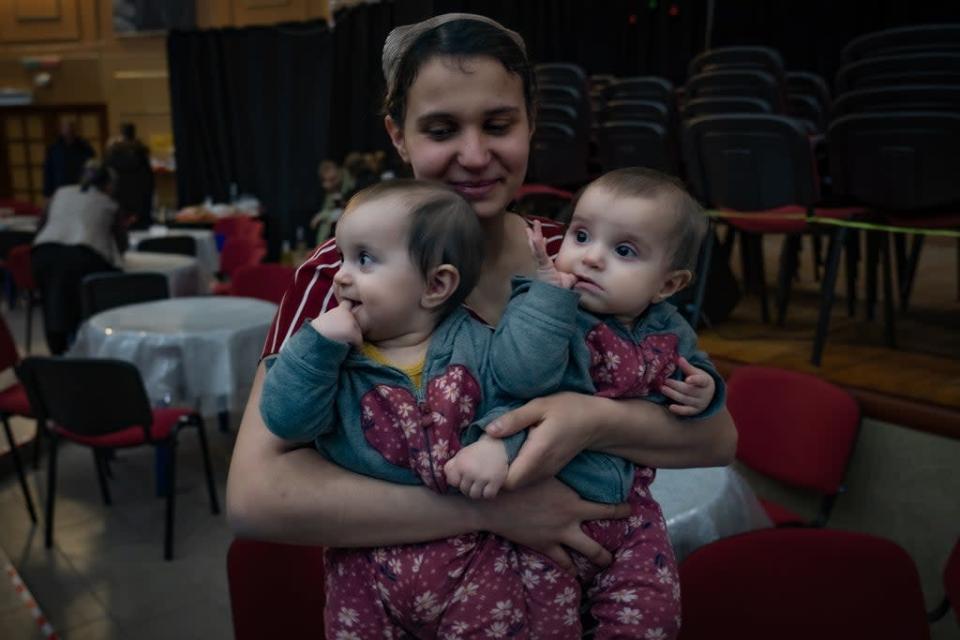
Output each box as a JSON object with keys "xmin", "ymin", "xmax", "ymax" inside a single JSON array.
[
  {"xmin": 0, "ymin": 313, "xmax": 36, "ymax": 522},
  {"xmin": 726, "ymin": 365, "xmax": 861, "ymax": 526},
  {"xmin": 929, "ymin": 538, "xmax": 960, "ymax": 624},
  {"xmin": 211, "ymin": 237, "xmax": 267, "ymax": 295},
  {"xmin": 17, "ymin": 356, "xmax": 220, "ymax": 560},
  {"xmin": 679, "ymin": 528, "xmax": 930, "ymax": 640},
  {"xmin": 213, "ymin": 215, "xmax": 264, "ymax": 242},
  {"xmin": 0, "ymin": 199, "xmax": 42, "ymax": 216},
  {"xmin": 228, "ymin": 539, "xmax": 326, "ymax": 639},
  {"xmin": 228, "ymin": 263, "xmax": 295, "ymax": 305},
  {"xmin": 5, "ymin": 244, "xmax": 40, "ymax": 353}
]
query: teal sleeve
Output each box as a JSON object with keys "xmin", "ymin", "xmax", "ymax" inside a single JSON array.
[
  {"xmin": 460, "ymin": 404, "xmax": 527, "ymax": 463},
  {"xmin": 669, "ymin": 312, "xmax": 726, "ymax": 419},
  {"xmin": 488, "ymin": 276, "xmax": 580, "ymax": 399},
  {"xmin": 260, "ymin": 324, "xmax": 350, "ymax": 442}
]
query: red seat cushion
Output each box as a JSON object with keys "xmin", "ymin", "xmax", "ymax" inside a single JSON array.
[
  {"xmin": 0, "ymin": 383, "xmax": 32, "ymax": 417},
  {"xmin": 211, "ymin": 281, "xmax": 232, "ymax": 295},
  {"xmin": 886, "ymin": 212, "xmax": 960, "ymax": 229},
  {"xmin": 725, "ymin": 205, "xmax": 867, "ymax": 234},
  {"xmin": 52, "ymin": 407, "xmax": 194, "ymax": 448},
  {"xmin": 759, "ymin": 497, "xmax": 805, "ymax": 526}
]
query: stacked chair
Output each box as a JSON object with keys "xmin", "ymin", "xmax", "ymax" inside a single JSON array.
[
  {"xmin": 812, "ymin": 24, "xmax": 960, "ymax": 364},
  {"xmin": 211, "ymin": 216, "xmax": 268, "ymax": 295},
  {"xmin": 529, "ymin": 63, "xmax": 592, "ymax": 187},
  {"xmin": 596, "ymin": 75, "xmax": 677, "ymax": 175}
]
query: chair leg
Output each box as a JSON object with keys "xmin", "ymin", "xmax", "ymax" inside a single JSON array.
[
  {"xmin": 25, "ymin": 298, "xmax": 33, "ymax": 355},
  {"xmin": 811, "ymin": 232, "xmax": 823, "ymax": 282},
  {"xmin": 163, "ymin": 442, "xmax": 177, "ymax": 561},
  {"xmin": 844, "ymin": 229, "xmax": 860, "ymax": 317},
  {"xmin": 193, "ymin": 418, "xmax": 220, "ymax": 515},
  {"xmin": 865, "ymin": 231, "xmax": 879, "ymax": 321},
  {"xmin": 775, "ymin": 234, "xmax": 800, "ymax": 326},
  {"xmin": 92, "ymin": 450, "xmax": 112, "ymax": 506},
  {"xmin": 217, "ymin": 410, "xmax": 230, "ymax": 433},
  {"xmin": 899, "ymin": 234, "xmax": 924, "ymax": 312},
  {"xmin": 880, "ymin": 232, "xmax": 897, "ymax": 348},
  {"xmin": 811, "ymin": 227, "xmax": 847, "ymax": 366},
  {"xmin": 2, "ymin": 416, "xmax": 36, "ymax": 523},
  {"xmin": 32, "ymin": 420, "xmax": 42, "ymax": 470},
  {"xmin": 45, "ymin": 435, "xmax": 59, "ymax": 549}
]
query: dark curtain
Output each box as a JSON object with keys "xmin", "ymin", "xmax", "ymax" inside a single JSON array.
[{"xmin": 167, "ymin": 21, "xmax": 332, "ymax": 257}]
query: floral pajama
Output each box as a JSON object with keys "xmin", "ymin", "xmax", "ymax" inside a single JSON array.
[{"xmin": 324, "ymin": 470, "xmax": 679, "ymax": 639}]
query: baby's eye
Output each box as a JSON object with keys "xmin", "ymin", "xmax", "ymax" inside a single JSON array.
[
  {"xmin": 615, "ymin": 244, "xmax": 638, "ymax": 259},
  {"xmin": 358, "ymin": 251, "xmax": 375, "ymax": 267},
  {"xmin": 574, "ymin": 229, "xmax": 589, "ymax": 243}
]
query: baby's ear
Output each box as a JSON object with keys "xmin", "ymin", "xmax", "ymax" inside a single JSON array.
[
  {"xmin": 422, "ymin": 264, "xmax": 460, "ymax": 311},
  {"xmin": 653, "ymin": 269, "xmax": 693, "ymax": 303}
]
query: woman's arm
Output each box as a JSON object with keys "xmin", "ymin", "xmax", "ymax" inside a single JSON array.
[
  {"xmin": 486, "ymin": 392, "xmax": 738, "ymax": 490},
  {"xmin": 226, "ymin": 364, "xmax": 629, "ymax": 570}
]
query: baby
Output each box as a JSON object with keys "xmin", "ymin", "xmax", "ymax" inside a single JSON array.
[
  {"xmin": 260, "ymin": 179, "xmax": 591, "ymax": 637},
  {"xmin": 445, "ymin": 166, "xmax": 725, "ymax": 637}
]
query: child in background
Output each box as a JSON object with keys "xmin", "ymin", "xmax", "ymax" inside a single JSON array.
[
  {"xmin": 260, "ymin": 179, "xmax": 590, "ymax": 637},
  {"xmin": 446, "ymin": 166, "xmax": 725, "ymax": 637}
]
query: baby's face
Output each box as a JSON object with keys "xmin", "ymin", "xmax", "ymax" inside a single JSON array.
[
  {"xmin": 333, "ymin": 196, "xmax": 426, "ymax": 341},
  {"xmin": 555, "ymin": 187, "xmax": 682, "ymax": 324}
]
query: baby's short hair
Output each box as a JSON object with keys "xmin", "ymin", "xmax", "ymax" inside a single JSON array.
[
  {"xmin": 345, "ymin": 180, "xmax": 484, "ymax": 317},
  {"xmin": 584, "ymin": 167, "xmax": 708, "ymax": 272}
]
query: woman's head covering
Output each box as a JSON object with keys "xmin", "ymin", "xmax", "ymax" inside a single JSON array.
[{"xmin": 381, "ymin": 13, "xmax": 525, "ymax": 103}]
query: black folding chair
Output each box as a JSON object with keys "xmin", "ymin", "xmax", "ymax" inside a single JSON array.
[
  {"xmin": 832, "ymin": 84, "xmax": 960, "ymax": 117},
  {"xmin": 528, "ymin": 122, "xmax": 589, "ymax": 187},
  {"xmin": 688, "ymin": 46, "xmax": 785, "ymax": 79},
  {"xmin": 17, "ymin": 356, "xmax": 220, "ymax": 560},
  {"xmin": 686, "ymin": 69, "xmax": 786, "ymax": 113},
  {"xmin": 80, "ymin": 272, "xmax": 169, "ymax": 319},
  {"xmin": 682, "ymin": 96, "xmax": 772, "ymax": 119},
  {"xmin": 835, "ymin": 53, "xmax": 960, "ymax": 93},
  {"xmin": 841, "ymin": 24, "xmax": 960, "ymax": 64},
  {"xmin": 597, "ymin": 120, "xmax": 675, "ymax": 175},
  {"xmin": 604, "ymin": 76, "xmax": 674, "ymax": 103},
  {"xmin": 135, "ymin": 235, "xmax": 197, "ymax": 257},
  {"xmin": 601, "ymin": 100, "xmax": 669, "ymax": 125}
]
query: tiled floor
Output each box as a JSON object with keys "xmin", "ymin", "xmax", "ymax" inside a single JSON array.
[{"xmin": 1, "ymin": 232, "xmax": 959, "ymax": 639}]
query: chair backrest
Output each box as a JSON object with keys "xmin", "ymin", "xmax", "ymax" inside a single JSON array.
[
  {"xmin": 682, "ymin": 96, "xmax": 772, "ymax": 119},
  {"xmin": 679, "ymin": 528, "xmax": 931, "ymax": 640},
  {"xmin": 688, "ymin": 46, "xmax": 785, "ymax": 79},
  {"xmin": 682, "ymin": 114, "xmax": 818, "ymax": 211},
  {"xmin": 213, "ymin": 216, "xmax": 264, "ymax": 241},
  {"xmin": 835, "ymin": 53, "xmax": 960, "ymax": 93},
  {"xmin": 135, "ymin": 235, "xmax": 197, "ymax": 257},
  {"xmin": 219, "ymin": 237, "xmax": 267, "ymax": 279},
  {"xmin": 538, "ymin": 83, "xmax": 583, "ymax": 110},
  {"xmin": 0, "ymin": 312, "xmax": 20, "ymax": 372},
  {"xmin": 228, "ymin": 539, "xmax": 326, "ymax": 640},
  {"xmin": 726, "ymin": 365, "xmax": 860, "ymax": 495},
  {"xmin": 597, "ymin": 120, "xmax": 675, "ymax": 174},
  {"xmin": 828, "ymin": 112, "xmax": 960, "ymax": 211},
  {"xmin": 81, "ymin": 272, "xmax": 170, "ymax": 319},
  {"xmin": 535, "ymin": 62, "xmax": 586, "ymax": 84},
  {"xmin": 17, "ymin": 357, "xmax": 154, "ymax": 438},
  {"xmin": 831, "ymin": 84, "xmax": 960, "ymax": 118},
  {"xmin": 6, "ymin": 244, "xmax": 36, "ymax": 290},
  {"xmin": 686, "ymin": 69, "xmax": 785, "ymax": 112},
  {"xmin": 536, "ymin": 102, "xmax": 578, "ymax": 128},
  {"xmin": 229, "ymin": 263, "xmax": 295, "ymax": 305},
  {"xmin": 602, "ymin": 99, "xmax": 669, "ymax": 125},
  {"xmin": 604, "ymin": 76, "xmax": 674, "ymax": 103},
  {"xmin": 787, "ymin": 94, "xmax": 825, "ymax": 132},
  {"xmin": 842, "ymin": 24, "xmax": 960, "ymax": 64},
  {"xmin": 786, "ymin": 71, "xmax": 832, "ymax": 111},
  {"xmin": 945, "ymin": 539, "xmax": 960, "ymax": 624},
  {"xmin": 528, "ymin": 121, "xmax": 588, "ymax": 186}
]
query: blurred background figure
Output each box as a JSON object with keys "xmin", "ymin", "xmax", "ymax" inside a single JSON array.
[
  {"xmin": 309, "ymin": 159, "xmax": 354, "ymax": 246},
  {"xmin": 42, "ymin": 120, "xmax": 95, "ymax": 198},
  {"xmin": 105, "ymin": 123, "xmax": 155, "ymax": 230},
  {"xmin": 32, "ymin": 161, "xmax": 127, "ymax": 354}
]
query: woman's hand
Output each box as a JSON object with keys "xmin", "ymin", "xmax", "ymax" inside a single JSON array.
[
  {"xmin": 486, "ymin": 392, "xmax": 597, "ymax": 490},
  {"xmin": 476, "ymin": 477, "xmax": 630, "ymax": 573}
]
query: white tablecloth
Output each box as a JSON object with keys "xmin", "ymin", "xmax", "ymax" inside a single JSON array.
[
  {"xmin": 652, "ymin": 466, "xmax": 771, "ymax": 561},
  {"xmin": 129, "ymin": 227, "xmax": 220, "ymax": 280},
  {"xmin": 121, "ymin": 251, "xmax": 209, "ymax": 297},
  {"xmin": 69, "ymin": 297, "xmax": 277, "ymax": 413},
  {"xmin": 0, "ymin": 215, "xmax": 40, "ymax": 232}
]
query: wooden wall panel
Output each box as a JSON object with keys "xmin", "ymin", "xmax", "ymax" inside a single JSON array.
[{"xmin": 0, "ymin": 0, "xmax": 81, "ymax": 43}]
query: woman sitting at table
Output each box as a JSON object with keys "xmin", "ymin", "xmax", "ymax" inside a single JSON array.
[{"xmin": 32, "ymin": 161, "xmax": 130, "ymax": 354}]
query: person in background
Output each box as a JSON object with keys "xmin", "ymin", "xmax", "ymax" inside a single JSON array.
[
  {"xmin": 42, "ymin": 121, "xmax": 95, "ymax": 198},
  {"xmin": 104, "ymin": 123, "xmax": 155, "ymax": 230},
  {"xmin": 309, "ymin": 159, "xmax": 354, "ymax": 245},
  {"xmin": 32, "ymin": 161, "xmax": 127, "ymax": 354}
]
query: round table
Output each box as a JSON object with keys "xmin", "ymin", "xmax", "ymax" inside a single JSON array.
[
  {"xmin": 129, "ymin": 227, "xmax": 220, "ymax": 280},
  {"xmin": 122, "ymin": 251, "xmax": 209, "ymax": 297},
  {"xmin": 69, "ymin": 297, "xmax": 277, "ymax": 414},
  {"xmin": 651, "ymin": 466, "xmax": 772, "ymax": 561}
]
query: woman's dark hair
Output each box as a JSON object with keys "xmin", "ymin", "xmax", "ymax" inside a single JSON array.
[
  {"xmin": 80, "ymin": 161, "xmax": 115, "ymax": 193},
  {"xmin": 384, "ymin": 19, "xmax": 537, "ymax": 126}
]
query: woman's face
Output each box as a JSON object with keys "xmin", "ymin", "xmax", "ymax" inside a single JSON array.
[{"xmin": 386, "ymin": 55, "xmax": 531, "ymax": 220}]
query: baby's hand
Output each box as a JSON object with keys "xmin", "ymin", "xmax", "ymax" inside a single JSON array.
[
  {"xmin": 310, "ymin": 301, "xmax": 362, "ymax": 346},
  {"xmin": 661, "ymin": 357, "xmax": 716, "ymax": 416},
  {"xmin": 444, "ymin": 436, "xmax": 509, "ymax": 499},
  {"xmin": 526, "ymin": 220, "xmax": 577, "ymax": 289}
]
